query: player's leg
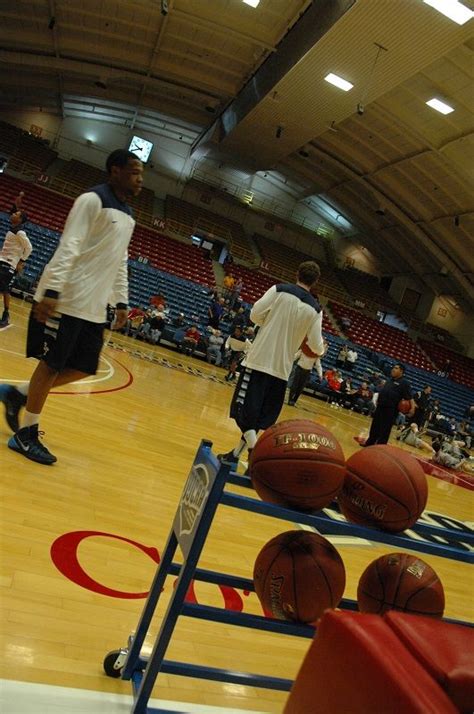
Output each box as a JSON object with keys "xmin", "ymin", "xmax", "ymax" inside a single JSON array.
[
  {"xmin": 218, "ymin": 368, "xmax": 264, "ymax": 464},
  {"xmin": 0, "ymin": 263, "xmax": 15, "ymax": 323},
  {"xmin": 8, "ymin": 312, "xmax": 104, "ymax": 464},
  {"xmin": 364, "ymin": 408, "xmax": 383, "ymax": 445}
]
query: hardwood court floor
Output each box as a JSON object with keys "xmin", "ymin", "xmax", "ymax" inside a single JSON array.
[{"xmin": 1, "ymin": 298, "xmax": 473, "ymax": 713}]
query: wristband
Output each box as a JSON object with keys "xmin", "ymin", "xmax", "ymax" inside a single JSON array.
[
  {"xmin": 44, "ymin": 289, "xmax": 60, "ymax": 299},
  {"xmin": 116, "ymin": 303, "xmax": 128, "ymax": 310}
]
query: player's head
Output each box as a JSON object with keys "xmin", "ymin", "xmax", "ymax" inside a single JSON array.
[
  {"xmin": 297, "ymin": 261, "xmax": 320, "ymax": 288},
  {"xmin": 10, "ymin": 209, "xmax": 28, "ymax": 228},
  {"xmin": 391, "ymin": 363, "xmax": 405, "ymax": 378},
  {"xmin": 106, "ymin": 149, "xmax": 143, "ymax": 197}
]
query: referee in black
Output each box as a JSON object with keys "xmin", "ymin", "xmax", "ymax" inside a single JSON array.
[{"xmin": 364, "ymin": 363, "xmax": 415, "ymax": 446}]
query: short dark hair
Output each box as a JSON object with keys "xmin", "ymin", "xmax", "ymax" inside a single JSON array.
[
  {"xmin": 297, "ymin": 260, "xmax": 320, "ymax": 286},
  {"xmin": 394, "ymin": 363, "xmax": 405, "ymax": 373},
  {"xmin": 106, "ymin": 149, "xmax": 139, "ymax": 174}
]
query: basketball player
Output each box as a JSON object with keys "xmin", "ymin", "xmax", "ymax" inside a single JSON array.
[
  {"xmin": 0, "ymin": 149, "xmax": 143, "ymax": 464},
  {"xmin": 362, "ymin": 364, "xmax": 415, "ymax": 446},
  {"xmin": 0, "ymin": 202, "xmax": 32, "ymax": 326},
  {"xmin": 219, "ymin": 261, "xmax": 325, "ymax": 466}
]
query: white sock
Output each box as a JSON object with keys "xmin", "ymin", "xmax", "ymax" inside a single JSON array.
[
  {"xmin": 243, "ymin": 429, "xmax": 257, "ymax": 449},
  {"xmin": 16, "ymin": 382, "xmax": 29, "ymax": 396},
  {"xmin": 232, "ymin": 439, "xmax": 247, "ymax": 458},
  {"xmin": 22, "ymin": 410, "xmax": 40, "ymax": 428}
]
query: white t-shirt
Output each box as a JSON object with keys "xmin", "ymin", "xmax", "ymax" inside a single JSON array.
[
  {"xmin": 347, "ymin": 349, "xmax": 358, "ymax": 363},
  {"xmin": 35, "ymin": 184, "xmax": 135, "ymax": 323},
  {"xmin": 244, "ymin": 283, "xmax": 324, "ymax": 381},
  {"xmin": 0, "ymin": 229, "xmax": 32, "ymax": 269}
]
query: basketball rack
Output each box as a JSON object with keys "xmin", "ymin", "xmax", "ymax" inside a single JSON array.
[{"xmin": 104, "ymin": 440, "xmax": 474, "ymax": 714}]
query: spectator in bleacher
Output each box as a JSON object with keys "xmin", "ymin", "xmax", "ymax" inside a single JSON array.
[
  {"xmin": 413, "ymin": 385, "xmax": 432, "ymax": 428},
  {"xmin": 219, "ymin": 261, "xmax": 325, "ymax": 466},
  {"xmin": 288, "ymin": 341, "xmax": 324, "ymax": 407},
  {"xmin": 230, "ymin": 306, "xmax": 247, "ymax": 331},
  {"xmin": 222, "ymin": 273, "xmax": 236, "ymax": 300},
  {"xmin": 336, "ymin": 345, "xmax": 349, "ymax": 368},
  {"xmin": 327, "ymin": 370, "xmax": 343, "ymax": 405},
  {"xmin": 438, "ymin": 358, "xmax": 452, "ymax": 378},
  {"xmin": 353, "ymin": 382, "xmax": 375, "ymax": 415},
  {"xmin": 172, "ymin": 312, "xmax": 186, "ymax": 328},
  {"xmin": 361, "ymin": 364, "xmax": 415, "ymax": 447},
  {"xmin": 230, "ymin": 277, "xmax": 243, "ymax": 308},
  {"xmin": 208, "ymin": 296, "xmax": 225, "ymax": 329},
  {"xmin": 336, "ymin": 376, "xmax": 356, "ymax": 408},
  {"xmin": 125, "ymin": 306, "xmax": 145, "ymax": 336},
  {"xmin": 1, "ymin": 149, "xmax": 143, "ymax": 465},
  {"xmin": 346, "ymin": 346, "xmax": 358, "ymax": 372},
  {"xmin": 340, "ymin": 315, "xmax": 352, "ymax": 331},
  {"xmin": 207, "ymin": 330, "xmax": 224, "ymax": 366},
  {"xmin": 182, "ymin": 325, "xmax": 201, "ymax": 356},
  {"xmin": 0, "ymin": 203, "xmax": 33, "ymax": 326}
]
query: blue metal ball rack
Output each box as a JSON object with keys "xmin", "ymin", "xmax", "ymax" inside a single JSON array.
[{"xmin": 104, "ymin": 440, "xmax": 474, "ymax": 714}]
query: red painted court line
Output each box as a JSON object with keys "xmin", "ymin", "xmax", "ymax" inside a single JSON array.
[
  {"xmin": 416, "ymin": 456, "xmax": 474, "ymax": 492},
  {"xmin": 51, "ymin": 353, "xmax": 134, "ymax": 396}
]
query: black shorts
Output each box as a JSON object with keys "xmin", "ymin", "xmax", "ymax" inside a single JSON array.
[
  {"xmin": 230, "ymin": 367, "xmax": 287, "ymax": 433},
  {"xmin": 0, "ymin": 262, "xmax": 15, "ymax": 293},
  {"xmin": 26, "ymin": 306, "xmax": 105, "ymax": 374}
]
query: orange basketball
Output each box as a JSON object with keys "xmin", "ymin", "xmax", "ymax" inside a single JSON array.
[
  {"xmin": 398, "ymin": 399, "xmax": 411, "ymax": 414},
  {"xmin": 253, "ymin": 530, "xmax": 346, "ymax": 623},
  {"xmin": 250, "ymin": 420, "xmax": 346, "ymax": 511},
  {"xmin": 338, "ymin": 445, "xmax": 428, "ymax": 532},
  {"xmin": 357, "ymin": 553, "xmax": 445, "ymax": 617}
]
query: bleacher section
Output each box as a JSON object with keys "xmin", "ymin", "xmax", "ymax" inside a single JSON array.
[
  {"xmin": 329, "ymin": 302, "xmax": 434, "ymax": 371},
  {"xmin": 165, "ymin": 196, "xmax": 255, "ymax": 263},
  {"xmin": 335, "ymin": 266, "xmax": 399, "ymax": 312},
  {"xmin": 130, "ymin": 226, "xmax": 214, "ymax": 286},
  {"xmin": 419, "ymin": 340, "xmax": 474, "ymax": 389},
  {"xmin": 0, "ymin": 121, "xmax": 57, "ymax": 178},
  {"xmin": 222, "ymin": 264, "xmax": 276, "ymax": 304},
  {"xmin": 0, "ymin": 175, "xmax": 72, "ymax": 232}
]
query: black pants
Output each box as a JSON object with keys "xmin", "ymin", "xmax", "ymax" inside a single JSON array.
[
  {"xmin": 289, "ymin": 365, "xmax": 311, "ymax": 404},
  {"xmin": 230, "ymin": 367, "xmax": 287, "ymax": 432},
  {"xmin": 365, "ymin": 406, "xmax": 396, "ymax": 445},
  {"xmin": 413, "ymin": 408, "xmax": 426, "ymax": 428}
]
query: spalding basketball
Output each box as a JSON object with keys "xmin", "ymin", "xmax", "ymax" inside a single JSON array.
[
  {"xmin": 253, "ymin": 531, "xmax": 346, "ymax": 623},
  {"xmin": 398, "ymin": 399, "xmax": 411, "ymax": 414},
  {"xmin": 250, "ymin": 420, "xmax": 346, "ymax": 511},
  {"xmin": 338, "ymin": 445, "xmax": 428, "ymax": 532},
  {"xmin": 357, "ymin": 553, "xmax": 445, "ymax": 617}
]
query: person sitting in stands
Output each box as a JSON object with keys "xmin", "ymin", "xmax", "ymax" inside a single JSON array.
[
  {"xmin": 353, "ymin": 381, "xmax": 375, "ymax": 415},
  {"xmin": 172, "ymin": 312, "xmax": 186, "ymax": 328},
  {"xmin": 224, "ymin": 326, "xmax": 251, "ymax": 381},
  {"xmin": 125, "ymin": 306, "xmax": 145, "ymax": 336},
  {"xmin": 182, "ymin": 325, "xmax": 201, "ymax": 356},
  {"xmin": 336, "ymin": 345, "xmax": 348, "ymax": 368},
  {"xmin": 346, "ymin": 346, "xmax": 358, "ymax": 372},
  {"xmin": 335, "ymin": 375, "xmax": 355, "ymax": 408},
  {"xmin": 207, "ymin": 329, "xmax": 224, "ymax": 366},
  {"xmin": 326, "ymin": 369, "xmax": 342, "ymax": 405}
]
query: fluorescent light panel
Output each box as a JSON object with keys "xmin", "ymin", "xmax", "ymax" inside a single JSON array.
[
  {"xmin": 324, "ymin": 73, "xmax": 353, "ymax": 91},
  {"xmin": 242, "ymin": 0, "xmax": 260, "ymax": 7},
  {"xmin": 423, "ymin": 0, "xmax": 473, "ymax": 25},
  {"xmin": 426, "ymin": 98, "xmax": 455, "ymax": 114}
]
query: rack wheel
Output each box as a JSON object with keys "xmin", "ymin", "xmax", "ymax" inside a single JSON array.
[{"xmin": 103, "ymin": 649, "xmax": 127, "ymax": 678}]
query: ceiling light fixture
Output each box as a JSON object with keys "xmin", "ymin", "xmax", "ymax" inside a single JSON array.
[
  {"xmin": 423, "ymin": 0, "xmax": 473, "ymax": 25},
  {"xmin": 242, "ymin": 0, "xmax": 260, "ymax": 7},
  {"xmin": 324, "ymin": 73, "xmax": 353, "ymax": 92},
  {"xmin": 426, "ymin": 97, "xmax": 454, "ymax": 114}
]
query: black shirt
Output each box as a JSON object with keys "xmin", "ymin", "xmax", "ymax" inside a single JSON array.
[{"xmin": 377, "ymin": 377, "xmax": 412, "ymax": 411}]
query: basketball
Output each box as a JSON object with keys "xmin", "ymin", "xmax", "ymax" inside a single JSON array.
[
  {"xmin": 300, "ymin": 337, "xmax": 318, "ymax": 359},
  {"xmin": 253, "ymin": 530, "xmax": 346, "ymax": 623},
  {"xmin": 357, "ymin": 553, "xmax": 445, "ymax": 617},
  {"xmin": 398, "ymin": 399, "xmax": 411, "ymax": 414},
  {"xmin": 250, "ymin": 419, "xmax": 346, "ymax": 511},
  {"xmin": 338, "ymin": 445, "xmax": 428, "ymax": 532}
]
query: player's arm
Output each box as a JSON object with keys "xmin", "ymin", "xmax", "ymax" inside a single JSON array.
[
  {"xmin": 34, "ymin": 193, "xmax": 101, "ymax": 322},
  {"xmin": 305, "ymin": 310, "xmax": 325, "ymax": 356},
  {"xmin": 250, "ymin": 285, "xmax": 276, "ymax": 325},
  {"xmin": 109, "ymin": 250, "xmax": 129, "ymax": 330}
]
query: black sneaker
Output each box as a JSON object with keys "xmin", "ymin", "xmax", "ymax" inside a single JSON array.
[
  {"xmin": 8, "ymin": 425, "xmax": 57, "ymax": 465},
  {"xmin": 0, "ymin": 385, "xmax": 27, "ymax": 432},
  {"xmin": 217, "ymin": 449, "xmax": 238, "ymax": 465}
]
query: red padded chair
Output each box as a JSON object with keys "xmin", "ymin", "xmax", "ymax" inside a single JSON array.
[{"xmin": 285, "ymin": 610, "xmax": 473, "ymax": 714}]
